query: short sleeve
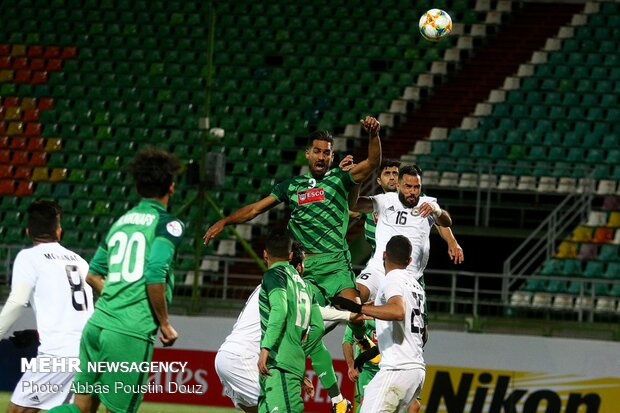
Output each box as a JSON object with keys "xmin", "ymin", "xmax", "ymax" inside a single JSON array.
[
  {"xmin": 369, "ymin": 194, "xmax": 387, "ymax": 215},
  {"xmin": 262, "ymin": 267, "xmax": 287, "ymax": 294},
  {"xmin": 270, "ymin": 179, "xmax": 291, "ymax": 204},
  {"xmin": 88, "ymin": 244, "xmax": 108, "ymax": 276},
  {"xmin": 342, "ymin": 325, "xmax": 354, "ymax": 344},
  {"xmin": 155, "ymin": 215, "xmax": 185, "ymax": 248},
  {"xmin": 11, "ymin": 252, "xmax": 36, "ymax": 288},
  {"xmin": 337, "ymin": 169, "xmax": 357, "ymax": 191},
  {"xmin": 382, "ymin": 277, "xmax": 405, "ymax": 301}
]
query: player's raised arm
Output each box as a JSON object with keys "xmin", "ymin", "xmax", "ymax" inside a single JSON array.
[
  {"xmin": 350, "ymin": 116, "xmax": 382, "ymax": 183},
  {"xmin": 203, "ymin": 194, "xmax": 279, "ymax": 245},
  {"xmin": 436, "ymin": 225, "xmax": 464, "ymax": 264}
]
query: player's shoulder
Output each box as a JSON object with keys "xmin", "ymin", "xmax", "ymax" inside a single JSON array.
[{"xmin": 420, "ymin": 194, "xmax": 437, "ymax": 203}]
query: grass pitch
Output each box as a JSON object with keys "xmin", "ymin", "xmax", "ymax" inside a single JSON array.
[{"xmin": 0, "ymin": 391, "xmax": 237, "ymax": 412}]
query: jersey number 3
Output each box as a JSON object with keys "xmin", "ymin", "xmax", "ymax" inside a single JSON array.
[{"xmin": 65, "ymin": 265, "xmax": 89, "ymax": 311}]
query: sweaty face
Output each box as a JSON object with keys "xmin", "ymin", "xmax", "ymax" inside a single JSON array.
[
  {"xmin": 305, "ymin": 140, "xmax": 333, "ymax": 178},
  {"xmin": 377, "ymin": 166, "xmax": 399, "ymax": 193},
  {"xmin": 398, "ymin": 174, "xmax": 422, "ymax": 208}
]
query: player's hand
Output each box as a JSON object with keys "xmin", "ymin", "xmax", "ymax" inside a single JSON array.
[
  {"xmin": 347, "ymin": 366, "xmax": 360, "ymax": 382},
  {"xmin": 448, "ymin": 242, "xmax": 464, "ymax": 264},
  {"xmin": 330, "ymin": 296, "xmax": 362, "ymax": 313},
  {"xmin": 258, "ymin": 348, "xmax": 272, "ymax": 379},
  {"xmin": 339, "ymin": 155, "xmax": 355, "ymax": 171},
  {"xmin": 417, "ymin": 201, "xmax": 442, "ymax": 218},
  {"xmin": 159, "ymin": 323, "xmax": 178, "ymax": 347},
  {"xmin": 203, "ymin": 219, "xmax": 226, "ymax": 246},
  {"xmin": 9, "ymin": 330, "xmax": 39, "ymax": 348},
  {"xmin": 360, "ymin": 116, "xmax": 380, "ymax": 138},
  {"xmin": 349, "ymin": 312, "xmax": 373, "ymax": 323},
  {"xmin": 303, "ymin": 376, "xmax": 315, "ymax": 398}
]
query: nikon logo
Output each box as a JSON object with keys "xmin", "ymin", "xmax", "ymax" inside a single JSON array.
[{"xmin": 426, "ymin": 371, "xmax": 601, "ymax": 413}]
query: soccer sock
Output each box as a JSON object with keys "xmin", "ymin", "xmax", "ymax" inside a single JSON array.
[
  {"xmin": 46, "ymin": 405, "xmax": 81, "ymax": 413},
  {"xmin": 308, "ymin": 342, "xmax": 340, "ymax": 398}
]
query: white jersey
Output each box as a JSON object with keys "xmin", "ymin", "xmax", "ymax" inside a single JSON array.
[
  {"xmin": 11, "ymin": 242, "xmax": 93, "ymax": 357},
  {"xmin": 370, "ymin": 192, "xmax": 436, "ymax": 279},
  {"xmin": 218, "ymin": 285, "xmax": 261, "ymax": 356},
  {"xmin": 375, "ymin": 268, "xmax": 425, "ymax": 370}
]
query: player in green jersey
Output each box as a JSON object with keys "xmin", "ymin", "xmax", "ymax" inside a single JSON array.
[
  {"xmin": 48, "ymin": 147, "xmax": 184, "ymax": 413},
  {"xmin": 342, "ymin": 321, "xmax": 379, "ymax": 413},
  {"xmin": 257, "ymin": 229, "xmax": 325, "ymax": 413},
  {"xmin": 204, "ymin": 117, "xmax": 382, "ymax": 356}
]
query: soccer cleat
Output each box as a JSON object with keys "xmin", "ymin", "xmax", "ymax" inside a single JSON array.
[
  {"xmin": 354, "ymin": 335, "xmax": 381, "ymax": 364},
  {"xmin": 332, "ymin": 399, "xmax": 353, "ymax": 413}
]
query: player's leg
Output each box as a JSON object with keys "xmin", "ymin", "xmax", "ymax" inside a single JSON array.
[
  {"xmin": 214, "ymin": 350, "xmax": 260, "ymax": 412},
  {"xmin": 94, "ymin": 329, "xmax": 154, "ymax": 413},
  {"xmin": 408, "ymin": 398, "xmax": 421, "ymax": 413},
  {"xmin": 9, "ymin": 366, "xmax": 75, "ymax": 413},
  {"xmin": 354, "ymin": 365, "xmax": 378, "ymax": 413},
  {"xmin": 7, "ymin": 402, "xmax": 40, "ymax": 413},
  {"xmin": 360, "ymin": 369, "xmax": 424, "ymax": 413},
  {"xmin": 258, "ymin": 368, "xmax": 303, "ymax": 413}
]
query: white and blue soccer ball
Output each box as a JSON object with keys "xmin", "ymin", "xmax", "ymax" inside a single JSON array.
[{"xmin": 419, "ymin": 9, "xmax": 453, "ymax": 42}]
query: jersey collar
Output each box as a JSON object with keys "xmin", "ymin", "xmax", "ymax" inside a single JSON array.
[
  {"xmin": 269, "ymin": 260, "xmax": 292, "ymax": 270},
  {"xmin": 139, "ymin": 198, "xmax": 167, "ymax": 211}
]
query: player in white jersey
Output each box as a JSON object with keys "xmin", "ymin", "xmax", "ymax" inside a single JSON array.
[
  {"xmin": 215, "ymin": 243, "xmax": 354, "ymax": 413},
  {"xmin": 332, "ymin": 236, "xmax": 426, "ymax": 413},
  {"xmin": 0, "ymin": 200, "xmax": 93, "ymax": 413},
  {"xmin": 354, "ymin": 164, "xmax": 462, "ymax": 302}
]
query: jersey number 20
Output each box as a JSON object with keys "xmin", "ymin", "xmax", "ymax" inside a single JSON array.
[{"xmin": 108, "ymin": 232, "xmax": 146, "ymax": 283}]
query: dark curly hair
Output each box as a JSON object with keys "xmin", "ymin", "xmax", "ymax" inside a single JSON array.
[{"xmin": 129, "ymin": 147, "xmax": 182, "ymax": 198}]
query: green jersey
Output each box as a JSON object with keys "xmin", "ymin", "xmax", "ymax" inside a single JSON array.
[
  {"xmin": 259, "ymin": 261, "xmax": 314, "ymax": 379},
  {"xmin": 343, "ymin": 320, "xmax": 380, "ymax": 373},
  {"xmin": 88, "ymin": 199, "xmax": 184, "ymax": 342},
  {"xmin": 362, "ymin": 211, "xmax": 378, "ymax": 251},
  {"xmin": 270, "ymin": 169, "xmax": 358, "ymax": 254}
]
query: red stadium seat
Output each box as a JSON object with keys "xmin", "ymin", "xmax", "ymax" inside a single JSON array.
[
  {"xmin": 15, "ymin": 180, "xmax": 34, "ymax": 196},
  {"xmin": 22, "ymin": 108, "xmax": 39, "ymax": 122},
  {"xmin": 14, "ymin": 69, "xmax": 32, "ymax": 83},
  {"xmin": 27, "ymin": 137, "xmax": 45, "ymax": 151},
  {"xmin": 30, "ymin": 151, "xmax": 47, "ymax": 166},
  {"xmin": 11, "ymin": 150, "xmax": 30, "ymax": 165},
  {"xmin": 61, "ymin": 47, "xmax": 77, "ymax": 59},
  {"xmin": 0, "ymin": 149, "xmax": 10, "ymax": 163},
  {"xmin": 30, "ymin": 58, "xmax": 45, "ymax": 71},
  {"xmin": 0, "ymin": 136, "xmax": 8, "ymax": 148},
  {"xmin": 13, "ymin": 166, "xmax": 32, "ymax": 180},
  {"xmin": 9, "ymin": 137, "xmax": 27, "ymax": 150},
  {"xmin": 593, "ymin": 227, "xmax": 614, "ymax": 244},
  {"xmin": 25, "ymin": 122, "xmax": 42, "ymax": 136},
  {"xmin": 27, "ymin": 45, "xmax": 44, "ymax": 58},
  {"xmin": 0, "ymin": 179, "xmax": 15, "ymax": 195},
  {"xmin": 46, "ymin": 58, "xmax": 62, "ymax": 71},
  {"xmin": 2, "ymin": 97, "xmax": 20, "ymax": 107},
  {"xmin": 0, "ymin": 121, "xmax": 6, "ymax": 134},
  {"xmin": 38, "ymin": 97, "xmax": 54, "ymax": 110},
  {"xmin": 0, "ymin": 56, "xmax": 10, "ymax": 69},
  {"xmin": 0, "ymin": 44, "xmax": 10, "ymax": 56},
  {"xmin": 31, "ymin": 71, "xmax": 48, "ymax": 84},
  {"xmin": 0, "ymin": 164, "xmax": 13, "ymax": 177},
  {"xmin": 44, "ymin": 46, "xmax": 61, "ymax": 59},
  {"xmin": 12, "ymin": 57, "xmax": 28, "ymax": 70}
]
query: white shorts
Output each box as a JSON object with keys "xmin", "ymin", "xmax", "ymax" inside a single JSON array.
[
  {"xmin": 11, "ymin": 364, "xmax": 74, "ymax": 409},
  {"xmin": 214, "ymin": 350, "xmax": 259, "ymax": 409},
  {"xmin": 357, "ymin": 259, "xmax": 385, "ymax": 302},
  {"xmin": 360, "ymin": 368, "xmax": 425, "ymax": 413}
]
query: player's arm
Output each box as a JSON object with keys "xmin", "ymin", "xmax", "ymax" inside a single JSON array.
[
  {"xmin": 145, "ymin": 237, "xmax": 179, "ymax": 347},
  {"xmin": 303, "ymin": 302, "xmax": 326, "ymax": 354},
  {"xmin": 341, "ymin": 326, "xmax": 359, "ymax": 382},
  {"xmin": 351, "ymin": 195, "xmax": 374, "ymax": 213},
  {"xmin": 435, "ymin": 225, "xmax": 464, "ymax": 264},
  {"xmin": 361, "ymin": 295, "xmax": 405, "ymax": 321},
  {"xmin": 418, "ymin": 201, "xmax": 452, "ymax": 227},
  {"xmin": 87, "ymin": 242, "xmax": 109, "ymax": 297},
  {"xmin": 350, "ymin": 116, "xmax": 382, "ymax": 183},
  {"xmin": 204, "ymin": 194, "xmax": 279, "ymax": 245},
  {"xmin": 0, "ymin": 282, "xmax": 33, "ymax": 339}
]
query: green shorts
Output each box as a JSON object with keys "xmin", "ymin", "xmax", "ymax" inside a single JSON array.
[
  {"xmin": 73, "ymin": 322, "xmax": 154, "ymax": 413},
  {"xmin": 258, "ymin": 368, "xmax": 303, "ymax": 413},
  {"xmin": 356, "ymin": 365, "xmax": 380, "ymax": 404},
  {"xmin": 303, "ymin": 250, "xmax": 357, "ymax": 306}
]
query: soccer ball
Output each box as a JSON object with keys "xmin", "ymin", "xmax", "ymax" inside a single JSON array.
[{"xmin": 419, "ymin": 9, "xmax": 453, "ymax": 42}]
